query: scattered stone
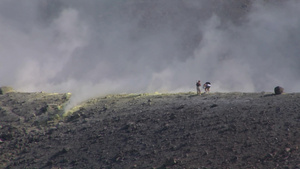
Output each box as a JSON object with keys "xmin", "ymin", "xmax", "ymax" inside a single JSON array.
[
  {"xmin": 274, "ymin": 86, "xmax": 284, "ymax": 95},
  {"xmin": 210, "ymin": 104, "xmax": 218, "ymax": 108},
  {"xmin": 176, "ymin": 105, "xmax": 185, "ymax": 110}
]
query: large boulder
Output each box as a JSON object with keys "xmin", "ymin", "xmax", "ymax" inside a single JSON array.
[
  {"xmin": 274, "ymin": 86, "xmax": 284, "ymax": 95},
  {"xmin": 0, "ymin": 86, "xmax": 15, "ymax": 95}
]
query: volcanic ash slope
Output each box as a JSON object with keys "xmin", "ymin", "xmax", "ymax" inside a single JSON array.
[{"xmin": 1, "ymin": 92, "xmax": 300, "ymax": 169}]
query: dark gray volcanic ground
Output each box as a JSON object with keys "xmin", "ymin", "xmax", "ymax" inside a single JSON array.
[{"xmin": 1, "ymin": 90, "xmax": 300, "ymax": 168}]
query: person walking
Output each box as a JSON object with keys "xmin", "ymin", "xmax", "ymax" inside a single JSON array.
[{"xmin": 196, "ymin": 80, "xmax": 201, "ymax": 95}]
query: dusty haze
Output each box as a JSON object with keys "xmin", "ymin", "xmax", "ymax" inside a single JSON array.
[{"xmin": 1, "ymin": 0, "xmax": 300, "ymax": 106}]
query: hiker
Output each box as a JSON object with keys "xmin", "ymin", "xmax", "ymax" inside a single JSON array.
[
  {"xmin": 203, "ymin": 82, "xmax": 211, "ymax": 93},
  {"xmin": 196, "ymin": 80, "xmax": 201, "ymax": 95}
]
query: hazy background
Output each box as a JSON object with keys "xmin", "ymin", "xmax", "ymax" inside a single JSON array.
[{"xmin": 1, "ymin": 0, "xmax": 300, "ymax": 105}]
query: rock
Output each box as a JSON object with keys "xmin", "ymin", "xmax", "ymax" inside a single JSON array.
[
  {"xmin": 210, "ymin": 104, "xmax": 218, "ymax": 108},
  {"xmin": 274, "ymin": 86, "xmax": 284, "ymax": 95},
  {"xmin": 0, "ymin": 86, "xmax": 14, "ymax": 95}
]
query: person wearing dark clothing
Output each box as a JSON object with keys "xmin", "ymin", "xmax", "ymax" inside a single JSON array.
[{"xmin": 196, "ymin": 80, "xmax": 201, "ymax": 95}]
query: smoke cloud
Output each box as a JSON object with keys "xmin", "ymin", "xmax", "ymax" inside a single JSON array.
[{"xmin": 1, "ymin": 0, "xmax": 300, "ymax": 106}]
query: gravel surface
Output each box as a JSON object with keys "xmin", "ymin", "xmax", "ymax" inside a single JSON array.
[{"xmin": 1, "ymin": 92, "xmax": 300, "ymax": 168}]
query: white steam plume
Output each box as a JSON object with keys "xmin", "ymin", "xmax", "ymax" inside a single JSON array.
[{"xmin": 0, "ymin": 0, "xmax": 300, "ymax": 107}]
